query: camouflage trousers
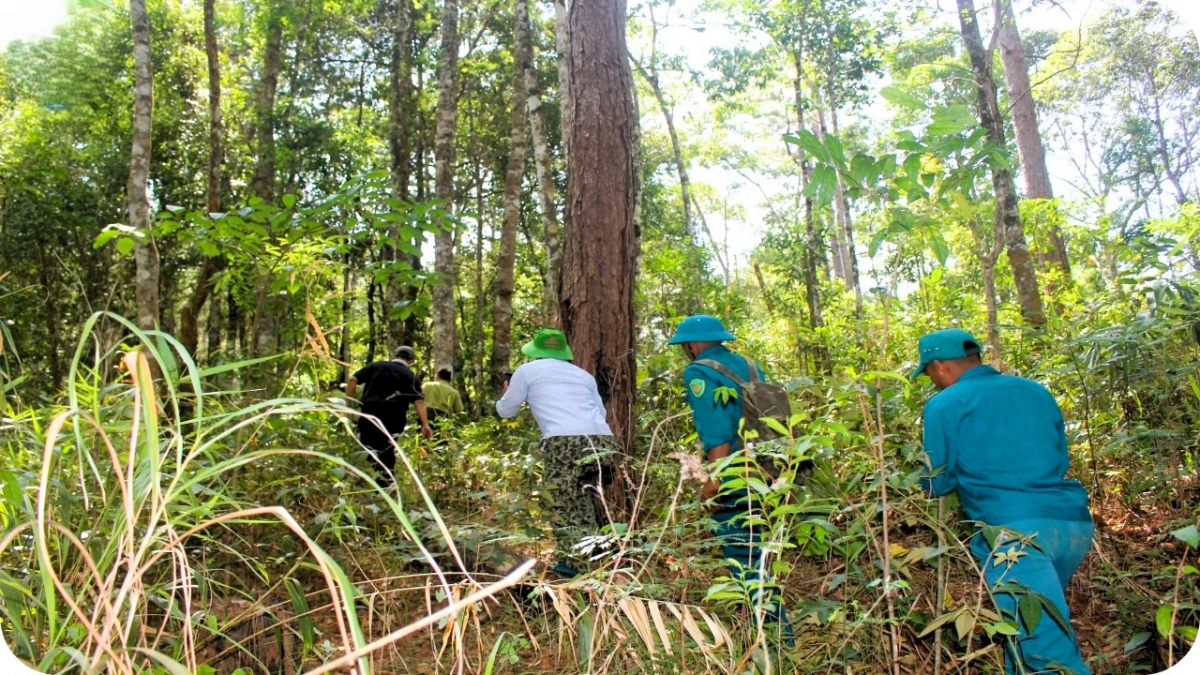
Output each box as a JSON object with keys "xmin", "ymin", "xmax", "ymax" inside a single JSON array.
[{"xmin": 540, "ymin": 435, "xmax": 617, "ymax": 562}]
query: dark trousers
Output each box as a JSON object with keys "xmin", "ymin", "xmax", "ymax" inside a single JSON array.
[
  {"xmin": 358, "ymin": 401, "xmax": 407, "ymax": 486},
  {"xmin": 711, "ymin": 496, "xmax": 793, "ymax": 641}
]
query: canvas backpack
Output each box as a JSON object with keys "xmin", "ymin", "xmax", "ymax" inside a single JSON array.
[{"xmin": 694, "ymin": 357, "xmax": 794, "ymax": 477}]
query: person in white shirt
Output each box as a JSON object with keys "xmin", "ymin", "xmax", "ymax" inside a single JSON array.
[{"xmin": 496, "ymin": 328, "xmax": 619, "ymax": 577}]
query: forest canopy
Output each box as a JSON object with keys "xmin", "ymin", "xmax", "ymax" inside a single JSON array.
[{"xmin": 0, "ymin": 0, "xmax": 1197, "ymax": 673}]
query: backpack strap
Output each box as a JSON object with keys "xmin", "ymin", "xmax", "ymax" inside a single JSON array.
[{"xmin": 694, "ymin": 358, "xmax": 758, "ymax": 386}]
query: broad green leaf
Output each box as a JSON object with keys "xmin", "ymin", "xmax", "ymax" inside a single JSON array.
[
  {"xmin": 116, "ymin": 237, "xmax": 135, "ymax": 255},
  {"xmin": 1170, "ymin": 524, "xmax": 1199, "ymax": 549},
  {"xmin": 929, "ymin": 233, "xmax": 950, "ymax": 265},
  {"xmin": 927, "ymin": 105, "xmax": 977, "ymax": 136},
  {"xmin": 826, "ymin": 135, "xmax": 847, "ymax": 170},
  {"xmin": 1124, "ymin": 631, "xmax": 1152, "ymax": 653},
  {"xmin": 881, "ymin": 85, "xmax": 927, "ymax": 110},
  {"xmin": 784, "ymin": 130, "xmax": 830, "ymax": 163},
  {"xmin": 1018, "ymin": 592, "xmax": 1042, "ymax": 633},
  {"xmin": 1156, "ymin": 604, "xmax": 1174, "ymax": 638}
]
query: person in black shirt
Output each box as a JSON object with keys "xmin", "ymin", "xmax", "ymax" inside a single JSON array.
[{"xmin": 346, "ymin": 345, "xmax": 433, "ymax": 486}]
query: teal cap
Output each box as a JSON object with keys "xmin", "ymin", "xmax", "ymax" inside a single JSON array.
[
  {"xmin": 668, "ymin": 314, "xmax": 736, "ymax": 345},
  {"xmin": 911, "ymin": 328, "xmax": 982, "ymax": 379}
]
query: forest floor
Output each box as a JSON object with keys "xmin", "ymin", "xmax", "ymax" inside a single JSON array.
[{"xmin": 256, "ymin": 476, "xmax": 1198, "ymax": 675}]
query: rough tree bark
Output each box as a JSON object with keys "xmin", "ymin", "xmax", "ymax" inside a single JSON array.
[
  {"xmin": 995, "ymin": 0, "xmax": 1070, "ymax": 277},
  {"xmin": 561, "ymin": 0, "xmax": 639, "ymax": 509},
  {"xmin": 491, "ymin": 49, "xmax": 527, "ymax": 392},
  {"xmin": 431, "ymin": 0, "xmax": 460, "ymax": 372},
  {"xmin": 180, "ymin": 0, "xmax": 223, "ymax": 358},
  {"xmin": 519, "ymin": 0, "xmax": 561, "ymax": 326},
  {"xmin": 129, "ymin": 0, "xmax": 158, "ymax": 336},
  {"xmin": 386, "ymin": 0, "xmax": 419, "ymax": 351},
  {"xmin": 957, "ymin": 0, "xmax": 1046, "ymax": 325}
]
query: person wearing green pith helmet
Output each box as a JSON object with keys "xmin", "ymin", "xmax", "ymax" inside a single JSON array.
[
  {"xmin": 669, "ymin": 314, "xmax": 793, "ymax": 644},
  {"xmin": 913, "ymin": 328, "xmax": 1093, "ymax": 675},
  {"xmin": 496, "ymin": 328, "xmax": 619, "ymax": 577}
]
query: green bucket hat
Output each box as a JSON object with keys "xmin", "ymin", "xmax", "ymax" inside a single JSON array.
[
  {"xmin": 911, "ymin": 328, "xmax": 982, "ymax": 379},
  {"xmin": 521, "ymin": 328, "xmax": 574, "ymax": 361}
]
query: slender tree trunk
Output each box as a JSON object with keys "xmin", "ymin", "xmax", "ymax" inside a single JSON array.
[
  {"xmin": 250, "ymin": 5, "xmax": 283, "ymax": 360},
  {"xmin": 180, "ymin": 0, "xmax": 223, "ymax": 358},
  {"xmin": 337, "ymin": 253, "xmax": 353, "ymax": 385},
  {"xmin": 814, "ymin": 0, "xmax": 864, "ymax": 317},
  {"xmin": 386, "ymin": 0, "xmax": 418, "ymax": 351},
  {"xmin": 788, "ymin": 49, "xmax": 830, "ymax": 373},
  {"xmin": 491, "ymin": 63, "xmax": 526, "ymax": 392},
  {"xmin": 995, "ymin": 0, "xmax": 1070, "ymax": 277},
  {"xmin": 957, "ymin": 0, "xmax": 1046, "ymax": 325},
  {"xmin": 129, "ymin": 0, "xmax": 158, "ymax": 336},
  {"xmin": 553, "ymin": 0, "xmax": 573, "ymax": 163},
  {"xmin": 633, "ymin": 58, "xmax": 702, "ymax": 314},
  {"xmin": 431, "ymin": 0, "xmax": 460, "ymax": 372},
  {"xmin": 562, "ymin": 0, "xmax": 639, "ymax": 514},
  {"xmin": 519, "ymin": 0, "xmax": 561, "ymax": 326}
]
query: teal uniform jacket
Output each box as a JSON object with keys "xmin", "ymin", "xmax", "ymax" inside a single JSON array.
[
  {"xmin": 921, "ymin": 365, "xmax": 1091, "ymax": 525},
  {"xmin": 684, "ymin": 344, "xmax": 766, "ymax": 454}
]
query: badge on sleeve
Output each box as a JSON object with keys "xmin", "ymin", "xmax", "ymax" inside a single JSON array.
[{"xmin": 689, "ymin": 378, "xmax": 706, "ymax": 398}]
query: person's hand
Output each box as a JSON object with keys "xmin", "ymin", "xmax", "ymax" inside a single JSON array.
[
  {"xmin": 700, "ymin": 478, "xmax": 722, "ymax": 512},
  {"xmin": 421, "ymin": 423, "xmax": 433, "ymax": 439}
]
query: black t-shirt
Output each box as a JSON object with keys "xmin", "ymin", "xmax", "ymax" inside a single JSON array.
[{"xmin": 353, "ymin": 360, "xmax": 424, "ymax": 405}]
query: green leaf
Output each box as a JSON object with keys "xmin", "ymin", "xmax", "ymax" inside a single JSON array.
[
  {"xmin": 1124, "ymin": 631, "xmax": 1152, "ymax": 653},
  {"xmin": 850, "ymin": 153, "xmax": 876, "ymax": 184},
  {"xmin": 881, "ymin": 85, "xmax": 928, "ymax": 110},
  {"xmin": 929, "ymin": 233, "xmax": 950, "ymax": 265},
  {"xmin": 1178, "ymin": 624, "xmax": 1198, "ymax": 641},
  {"xmin": 927, "ymin": 105, "xmax": 977, "ymax": 136},
  {"xmin": 1170, "ymin": 524, "xmax": 1199, "ymax": 549},
  {"xmin": 825, "ymin": 135, "xmax": 847, "ymax": 170},
  {"xmin": 116, "ymin": 237, "xmax": 135, "ymax": 255},
  {"xmin": 281, "ymin": 193, "xmax": 297, "ymax": 208},
  {"xmin": 1018, "ymin": 592, "xmax": 1042, "ymax": 633},
  {"xmin": 1156, "ymin": 604, "xmax": 1174, "ymax": 638},
  {"xmin": 784, "ymin": 130, "xmax": 830, "ymax": 163}
]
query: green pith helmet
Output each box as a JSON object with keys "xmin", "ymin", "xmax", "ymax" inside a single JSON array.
[
  {"xmin": 667, "ymin": 314, "xmax": 736, "ymax": 345},
  {"xmin": 521, "ymin": 328, "xmax": 574, "ymax": 361}
]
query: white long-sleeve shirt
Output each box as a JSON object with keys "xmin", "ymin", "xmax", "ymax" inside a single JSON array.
[{"xmin": 495, "ymin": 358, "xmax": 614, "ymax": 438}]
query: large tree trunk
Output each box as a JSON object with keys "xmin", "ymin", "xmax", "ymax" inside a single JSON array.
[
  {"xmin": 519, "ymin": 0, "xmax": 561, "ymax": 326},
  {"xmin": 957, "ymin": 0, "xmax": 1045, "ymax": 325},
  {"xmin": 386, "ymin": 0, "xmax": 418, "ymax": 351},
  {"xmin": 249, "ymin": 5, "xmax": 283, "ymax": 360},
  {"xmin": 561, "ymin": 0, "xmax": 639, "ymax": 514},
  {"xmin": 431, "ymin": 0, "xmax": 460, "ymax": 372},
  {"xmin": 995, "ymin": 0, "xmax": 1070, "ymax": 277},
  {"xmin": 180, "ymin": 0, "xmax": 223, "ymax": 358},
  {"xmin": 491, "ymin": 55, "xmax": 527, "ymax": 393},
  {"xmin": 128, "ymin": 0, "xmax": 158, "ymax": 336}
]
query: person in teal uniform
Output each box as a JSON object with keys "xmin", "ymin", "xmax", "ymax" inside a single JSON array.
[
  {"xmin": 913, "ymin": 328, "xmax": 1093, "ymax": 675},
  {"xmin": 669, "ymin": 314, "xmax": 793, "ymax": 643}
]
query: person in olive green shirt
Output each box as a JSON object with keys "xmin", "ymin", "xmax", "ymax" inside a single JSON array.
[{"xmin": 422, "ymin": 368, "xmax": 465, "ymax": 422}]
